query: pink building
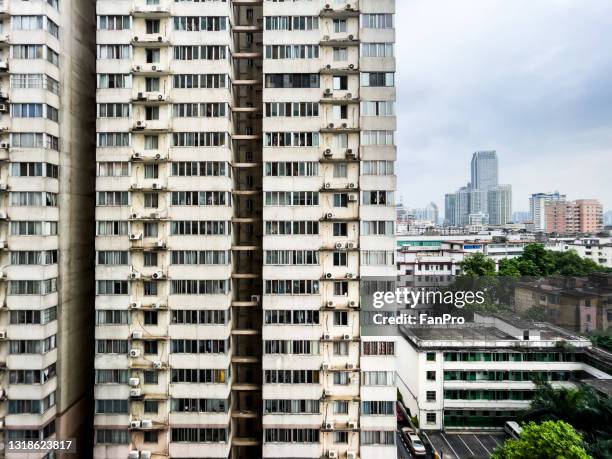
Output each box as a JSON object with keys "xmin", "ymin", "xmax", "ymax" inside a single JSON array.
[{"xmin": 545, "ymin": 199, "xmax": 603, "ymax": 234}]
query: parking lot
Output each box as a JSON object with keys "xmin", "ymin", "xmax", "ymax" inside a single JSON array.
[{"xmin": 423, "ymin": 431, "xmax": 507, "ymax": 458}]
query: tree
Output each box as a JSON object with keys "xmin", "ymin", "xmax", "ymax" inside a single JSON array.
[
  {"xmin": 498, "ymin": 258, "xmax": 521, "ymax": 277},
  {"xmin": 491, "ymin": 420, "xmax": 591, "ymax": 459},
  {"xmin": 523, "ymin": 382, "xmax": 612, "ymax": 459},
  {"xmin": 460, "ymin": 252, "xmax": 496, "ymax": 277},
  {"xmin": 520, "ymin": 244, "xmax": 556, "ymax": 276}
]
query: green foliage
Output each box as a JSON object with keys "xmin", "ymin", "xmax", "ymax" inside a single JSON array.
[
  {"xmin": 522, "ymin": 382, "xmax": 612, "ymax": 459},
  {"xmin": 460, "ymin": 252, "xmax": 497, "ymax": 276},
  {"xmin": 525, "ymin": 305, "xmax": 548, "ymax": 321},
  {"xmin": 459, "ymin": 243, "xmax": 610, "ymax": 279},
  {"xmin": 589, "ymin": 333, "xmax": 612, "ymax": 352},
  {"xmin": 491, "ymin": 420, "xmax": 591, "ymax": 459},
  {"xmin": 410, "ymin": 415, "xmax": 419, "ymax": 429}
]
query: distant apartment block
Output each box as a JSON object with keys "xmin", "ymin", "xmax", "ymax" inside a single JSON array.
[
  {"xmin": 0, "ymin": 0, "xmax": 95, "ymax": 457},
  {"xmin": 515, "ymin": 274, "xmax": 612, "ymax": 333},
  {"xmin": 546, "ymin": 236, "xmax": 612, "ymax": 268},
  {"xmin": 545, "ymin": 199, "xmax": 603, "ymax": 234},
  {"xmin": 529, "ymin": 192, "xmax": 566, "ymax": 232}
]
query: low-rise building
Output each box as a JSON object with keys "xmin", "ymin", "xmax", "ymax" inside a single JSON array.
[
  {"xmin": 396, "ymin": 313, "xmax": 612, "ymax": 430},
  {"xmin": 546, "ymin": 237, "xmax": 612, "ymax": 268},
  {"xmin": 515, "ymin": 274, "xmax": 612, "ymax": 333}
]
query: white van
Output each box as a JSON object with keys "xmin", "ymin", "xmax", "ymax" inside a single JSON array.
[{"xmin": 504, "ymin": 421, "xmax": 523, "ymax": 439}]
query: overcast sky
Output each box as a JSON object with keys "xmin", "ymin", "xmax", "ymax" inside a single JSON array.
[{"xmin": 395, "ymin": 0, "xmax": 612, "ymax": 215}]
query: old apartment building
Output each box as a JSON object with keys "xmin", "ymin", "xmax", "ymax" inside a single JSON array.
[
  {"xmin": 0, "ymin": 0, "xmax": 95, "ymax": 457},
  {"xmin": 94, "ymin": 1, "xmax": 396, "ymax": 459}
]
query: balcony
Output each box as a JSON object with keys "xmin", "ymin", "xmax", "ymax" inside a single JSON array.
[
  {"xmin": 320, "ymin": 34, "xmax": 360, "ymax": 47},
  {"xmin": 131, "ymin": 35, "xmax": 170, "ymax": 47},
  {"xmin": 131, "ymin": 3, "xmax": 171, "ymax": 18},
  {"xmin": 321, "ymin": 1, "xmax": 360, "ymax": 18}
]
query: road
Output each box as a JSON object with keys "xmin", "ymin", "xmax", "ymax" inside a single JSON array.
[{"xmin": 397, "ymin": 430, "xmax": 432, "ymax": 459}]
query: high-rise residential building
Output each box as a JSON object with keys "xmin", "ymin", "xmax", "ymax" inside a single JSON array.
[
  {"xmin": 488, "ymin": 185, "xmax": 512, "ymax": 226},
  {"xmin": 512, "ymin": 211, "xmax": 530, "ymax": 223},
  {"xmin": 0, "ymin": 0, "xmax": 95, "ymax": 457},
  {"xmin": 470, "ymin": 150, "xmax": 498, "ymax": 193},
  {"xmin": 545, "ymin": 199, "xmax": 603, "ymax": 235},
  {"xmin": 94, "ymin": 1, "xmax": 397, "ymax": 459},
  {"xmin": 529, "ymin": 192, "xmax": 566, "ymax": 232},
  {"xmin": 444, "ymin": 193, "xmax": 456, "ymax": 226}
]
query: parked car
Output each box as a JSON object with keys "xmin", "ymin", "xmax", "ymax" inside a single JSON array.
[
  {"xmin": 504, "ymin": 421, "xmax": 523, "ymax": 439},
  {"xmin": 401, "ymin": 427, "xmax": 427, "ymax": 456}
]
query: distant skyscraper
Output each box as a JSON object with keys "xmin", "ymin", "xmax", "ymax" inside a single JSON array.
[
  {"xmin": 488, "ymin": 185, "xmax": 513, "ymax": 225},
  {"xmin": 605, "ymin": 210, "xmax": 612, "ymax": 226},
  {"xmin": 512, "ymin": 211, "xmax": 531, "ymax": 223},
  {"xmin": 471, "ymin": 150, "xmax": 499, "ymax": 192},
  {"xmin": 529, "ymin": 192, "xmax": 566, "ymax": 231},
  {"xmin": 444, "ymin": 193, "xmax": 456, "ymax": 226}
]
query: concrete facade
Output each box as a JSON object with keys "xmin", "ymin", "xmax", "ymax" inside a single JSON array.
[
  {"xmin": 94, "ymin": 1, "xmax": 397, "ymax": 459},
  {"xmin": 0, "ymin": 0, "xmax": 96, "ymax": 457}
]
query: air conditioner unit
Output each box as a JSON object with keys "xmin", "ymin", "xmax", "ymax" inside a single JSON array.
[
  {"xmin": 323, "ymin": 149, "xmax": 333, "ymax": 157},
  {"xmin": 325, "ymin": 213, "xmax": 333, "ymax": 219},
  {"xmin": 0, "ymin": 104, "xmax": 8, "ymax": 113},
  {"xmin": 141, "ymin": 451, "xmax": 152, "ymax": 459},
  {"xmin": 129, "ymin": 349, "xmax": 141, "ymax": 358},
  {"xmin": 325, "ymin": 3, "xmax": 331, "ymax": 9},
  {"xmin": 343, "ymin": 334, "xmax": 351, "ymax": 340},
  {"xmin": 346, "ymin": 4, "xmax": 353, "ymax": 10},
  {"xmin": 346, "ymin": 150, "xmax": 356, "ymax": 158},
  {"xmin": 157, "ymin": 94, "xmax": 163, "ymax": 101},
  {"xmin": 328, "ymin": 123, "xmax": 335, "ymax": 128},
  {"xmin": 323, "ymin": 35, "xmax": 330, "ymax": 41},
  {"xmin": 0, "ymin": 330, "xmax": 6, "ymax": 339},
  {"xmin": 348, "ymin": 421, "xmax": 358, "ymax": 429},
  {"xmin": 133, "ymin": 36, "xmax": 140, "ymax": 42},
  {"xmin": 325, "ymin": 273, "xmax": 333, "ymax": 279},
  {"xmin": 335, "ymin": 242, "xmax": 343, "ymax": 249},
  {"xmin": 153, "ymin": 360, "xmax": 163, "ymax": 369},
  {"xmin": 322, "ymin": 363, "xmax": 330, "ymax": 370},
  {"xmin": 346, "ymin": 273, "xmax": 354, "ymax": 279},
  {"xmin": 137, "ymin": 92, "xmax": 145, "ymax": 100},
  {"xmin": 133, "ymin": 65, "xmax": 142, "ymax": 72},
  {"xmin": 141, "ymin": 419, "xmax": 153, "ymax": 429},
  {"xmin": 129, "ymin": 377, "xmax": 140, "ymax": 387},
  {"xmin": 151, "ymin": 183, "xmax": 160, "ymax": 189},
  {"xmin": 325, "ymin": 422, "xmax": 335, "ymax": 430},
  {"xmin": 154, "ymin": 153, "xmax": 162, "ymax": 160},
  {"xmin": 0, "ymin": 211, "xmax": 6, "ymax": 219},
  {"xmin": 130, "ymin": 212, "xmax": 140, "ymax": 219},
  {"xmin": 152, "ymin": 271, "xmax": 164, "ymax": 279},
  {"xmin": 130, "ymin": 388, "xmax": 142, "ymax": 397},
  {"xmin": 345, "ymin": 93, "xmax": 352, "ymax": 99},
  {"xmin": 132, "ymin": 331, "xmax": 143, "ymax": 340},
  {"xmin": 348, "ymin": 34, "xmax": 354, "ymax": 40},
  {"xmin": 251, "ymin": 295, "xmax": 261, "ymax": 303},
  {"xmin": 325, "ymin": 182, "xmax": 331, "ymax": 189},
  {"xmin": 326, "ymin": 64, "xmax": 331, "ymax": 69},
  {"xmin": 323, "ymin": 333, "xmax": 331, "ymax": 340},
  {"xmin": 149, "ymin": 212, "xmax": 160, "ymax": 219},
  {"xmin": 130, "ymin": 420, "xmax": 141, "ymax": 429},
  {"xmin": 129, "ymin": 272, "xmax": 141, "ymax": 280},
  {"xmin": 348, "ymin": 183, "xmax": 356, "ymax": 189},
  {"xmin": 151, "ymin": 65, "xmax": 157, "ymax": 71},
  {"xmin": 152, "ymin": 302, "xmax": 163, "ymax": 309},
  {"xmin": 327, "ymin": 450, "xmax": 338, "ymax": 459},
  {"xmin": 130, "ymin": 302, "xmax": 141, "ymax": 309},
  {"xmin": 347, "ymin": 452, "xmax": 357, "ymax": 459},
  {"xmin": 155, "ymin": 66, "xmax": 163, "ymax": 72},
  {"xmin": 348, "ymin": 194, "xmax": 357, "ymax": 202},
  {"xmin": 342, "ymin": 123, "xmax": 348, "ymax": 128},
  {"xmin": 129, "ymin": 233, "xmax": 142, "ymax": 240},
  {"xmin": 326, "ymin": 301, "xmax": 334, "ymax": 307},
  {"xmin": 155, "ymin": 241, "xmax": 166, "ymax": 248},
  {"xmin": 1, "ymin": 143, "xmax": 8, "ymax": 149},
  {"xmin": 132, "ymin": 152, "xmax": 142, "ymax": 160},
  {"xmin": 349, "ymin": 300, "xmax": 357, "ymax": 308},
  {"xmin": 325, "ymin": 88, "xmax": 332, "ymax": 95},
  {"xmin": 136, "ymin": 121, "xmax": 146, "ymax": 129},
  {"xmin": 346, "ymin": 363, "xmax": 355, "ymax": 369},
  {"xmin": 349, "ymin": 63, "xmax": 355, "ymax": 69},
  {"xmin": 128, "ymin": 451, "xmax": 140, "ymax": 459},
  {"xmin": 323, "ymin": 389, "xmax": 331, "ymax": 396}
]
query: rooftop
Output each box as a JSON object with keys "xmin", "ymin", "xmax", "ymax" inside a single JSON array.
[{"xmin": 581, "ymin": 379, "xmax": 612, "ymax": 397}]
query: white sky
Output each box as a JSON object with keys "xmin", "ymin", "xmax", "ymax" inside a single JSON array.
[{"xmin": 395, "ymin": 0, "xmax": 612, "ymax": 215}]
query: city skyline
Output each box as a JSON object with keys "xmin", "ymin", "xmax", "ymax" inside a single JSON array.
[{"xmin": 395, "ymin": 0, "xmax": 612, "ymax": 212}]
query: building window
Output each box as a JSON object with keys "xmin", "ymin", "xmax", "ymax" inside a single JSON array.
[
  {"xmin": 426, "ymin": 391, "xmax": 436, "ymax": 402},
  {"xmin": 426, "ymin": 352, "xmax": 436, "ymax": 362},
  {"xmin": 426, "ymin": 413, "xmax": 436, "ymax": 424},
  {"xmin": 426, "ymin": 371, "xmax": 436, "ymax": 381}
]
